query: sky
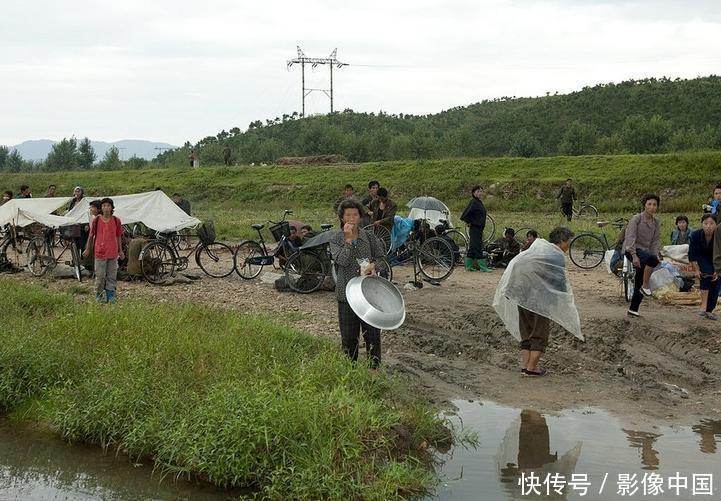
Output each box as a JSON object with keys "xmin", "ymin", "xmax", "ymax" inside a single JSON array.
[{"xmin": 2, "ymin": 0, "xmax": 721, "ymax": 147}]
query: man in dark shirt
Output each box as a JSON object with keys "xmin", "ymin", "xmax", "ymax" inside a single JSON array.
[
  {"xmin": 368, "ymin": 187, "xmax": 397, "ymax": 231},
  {"xmin": 172, "ymin": 193, "xmax": 191, "ymax": 215},
  {"xmin": 557, "ymin": 178, "xmax": 576, "ymax": 222}
]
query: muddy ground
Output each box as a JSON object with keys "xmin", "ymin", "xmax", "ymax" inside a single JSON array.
[{"xmin": 5, "ymin": 257, "xmax": 721, "ymax": 427}]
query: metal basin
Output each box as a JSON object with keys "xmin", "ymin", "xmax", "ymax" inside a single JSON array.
[{"xmin": 345, "ymin": 275, "xmax": 406, "ymax": 330}]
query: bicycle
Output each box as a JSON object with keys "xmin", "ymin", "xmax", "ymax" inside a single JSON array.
[
  {"xmin": 234, "ymin": 210, "xmax": 299, "ymax": 279},
  {"xmin": 389, "ymin": 228, "xmax": 456, "ymax": 285},
  {"xmin": 284, "ymin": 224, "xmax": 394, "ymax": 294},
  {"xmin": 568, "ymin": 218, "xmax": 627, "ymax": 269},
  {"xmin": 139, "ymin": 222, "xmax": 234, "ymax": 284},
  {"xmin": 26, "ymin": 225, "xmax": 82, "ymax": 281},
  {"xmin": 0, "ymin": 225, "xmax": 26, "ymax": 273},
  {"xmin": 436, "ymin": 213, "xmax": 497, "ymax": 255},
  {"xmin": 561, "ymin": 199, "xmax": 598, "ymax": 220}
]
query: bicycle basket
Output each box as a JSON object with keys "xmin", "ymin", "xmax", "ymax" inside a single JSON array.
[
  {"xmin": 59, "ymin": 224, "xmax": 82, "ymax": 239},
  {"xmin": 197, "ymin": 221, "xmax": 216, "ymax": 245},
  {"xmin": 270, "ymin": 221, "xmax": 290, "ymax": 243}
]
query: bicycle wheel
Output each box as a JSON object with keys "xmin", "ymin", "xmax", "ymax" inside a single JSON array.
[
  {"xmin": 622, "ymin": 257, "xmax": 635, "ymax": 302},
  {"xmin": 484, "ymin": 215, "xmax": 496, "ymax": 245},
  {"xmin": 374, "ymin": 257, "xmax": 393, "ymax": 282},
  {"xmin": 26, "ymin": 238, "xmax": 52, "ymax": 277},
  {"xmin": 234, "ymin": 240, "xmax": 265, "ymax": 279},
  {"xmin": 140, "ymin": 241, "xmax": 176, "ymax": 284},
  {"xmin": 418, "ymin": 236, "xmax": 455, "ymax": 281},
  {"xmin": 445, "ymin": 229, "xmax": 468, "ymax": 257},
  {"xmin": 69, "ymin": 242, "xmax": 82, "ymax": 282},
  {"xmin": 363, "ymin": 224, "xmax": 392, "ymax": 255},
  {"xmin": 569, "ymin": 233, "xmax": 606, "ymax": 269},
  {"xmin": 285, "ymin": 251, "xmax": 326, "ymax": 294},
  {"xmin": 577, "ymin": 205, "xmax": 598, "ymax": 219},
  {"xmin": 196, "ymin": 242, "xmax": 235, "ymax": 278}
]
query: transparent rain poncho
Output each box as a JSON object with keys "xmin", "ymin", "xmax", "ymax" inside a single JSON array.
[{"xmin": 493, "ymin": 238, "xmax": 583, "ymax": 342}]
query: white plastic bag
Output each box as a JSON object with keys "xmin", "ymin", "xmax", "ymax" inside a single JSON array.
[{"xmin": 493, "ymin": 239, "xmax": 583, "ymax": 341}]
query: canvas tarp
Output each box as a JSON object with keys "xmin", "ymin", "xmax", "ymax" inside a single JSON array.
[
  {"xmin": 0, "ymin": 197, "xmax": 75, "ymax": 228},
  {"xmin": 65, "ymin": 191, "xmax": 201, "ymax": 233}
]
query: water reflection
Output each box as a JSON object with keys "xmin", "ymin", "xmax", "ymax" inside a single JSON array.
[
  {"xmin": 692, "ymin": 419, "xmax": 721, "ymax": 454},
  {"xmin": 622, "ymin": 429, "xmax": 662, "ymax": 470},
  {"xmin": 498, "ymin": 410, "xmax": 582, "ymax": 500}
]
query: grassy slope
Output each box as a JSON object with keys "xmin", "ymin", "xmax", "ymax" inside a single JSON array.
[
  {"xmin": 0, "ymin": 280, "xmax": 449, "ymax": 499},
  {"xmin": 3, "ymin": 151, "xmax": 718, "ymax": 240}
]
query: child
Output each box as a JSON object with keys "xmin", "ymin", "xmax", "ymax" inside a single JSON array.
[
  {"xmin": 83, "ymin": 198, "xmax": 124, "ymax": 303},
  {"xmin": 670, "ymin": 215, "xmax": 693, "ymax": 245}
]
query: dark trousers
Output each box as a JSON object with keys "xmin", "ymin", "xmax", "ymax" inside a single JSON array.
[
  {"xmin": 561, "ymin": 203, "xmax": 573, "ymax": 221},
  {"xmin": 338, "ymin": 301, "xmax": 381, "ymax": 368},
  {"xmin": 626, "ymin": 249, "xmax": 660, "ymax": 312},
  {"xmin": 700, "ymin": 276, "xmax": 721, "ymax": 313},
  {"xmin": 467, "ymin": 225, "xmax": 484, "ymax": 259}
]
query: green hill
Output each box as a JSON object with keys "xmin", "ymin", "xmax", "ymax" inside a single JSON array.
[{"xmin": 155, "ymin": 76, "xmax": 721, "ymax": 166}]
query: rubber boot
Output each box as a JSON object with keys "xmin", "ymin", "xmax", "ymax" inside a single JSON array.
[
  {"xmin": 464, "ymin": 257, "xmax": 477, "ymax": 272},
  {"xmin": 105, "ymin": 289, "xmax": 116, "ymax": 304},
  {"xmin": 475, "ymin": 259, "xmax": 493, "ymax": 273}
]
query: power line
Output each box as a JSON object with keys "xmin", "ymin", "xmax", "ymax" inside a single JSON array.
[{"xmin": 287, "ymin": 46, "xmax": 348, "ymax": 117}]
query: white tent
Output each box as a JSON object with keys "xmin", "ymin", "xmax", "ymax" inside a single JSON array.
[
  {"xmin": 65, "ymin": 191, "xmax": 201, "ymax": 233},
  {"xmin": 408, "ymin": 205, "xmax": 454, "ymax": 228},
  {"xmin": 0, "ymin": 197, "xmax": 75, "ymax": 228}
]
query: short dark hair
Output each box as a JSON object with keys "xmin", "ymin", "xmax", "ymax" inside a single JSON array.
[
  {"xmin": 172, "ymin": 193, "xmax": 181, "ymax": 197},
  {"xmin": 100, "ymin": 197, "xmax": 115, "ymax": 212},
  {"xmin": 337, "ymin": 198, "xmax": 365, "ymax": 222},
  {"xmin": 714, "ymin": 183, "xmax": 721, "ymax": 191},
  {"xmin": 344, "ymin": 184, "xmax": 354, "ymax": 190},
  {"xmin": 566, "ymin": 178, "xmax": 572, "ymax": 182},
  {"xmin": 368, "ymin": 180, "xmax": 380, "ymax": 189},
  {"xmin": 89, "ymin": 200, "xmax": 102, "ymax": 210},
  {"xmin": 549, "ymin": 226, "xmax": 574, "ymax": 244},
  {"xmin": 641, "ymin": 193, "xmax": 660, "ymax": 208},
  {"xmin": 377, "ymin": 187, "xmax": 388, "ymax": 198},
  {"xmin": 675, "ymin": 215, "xmax": 689, "ymax": 225},
  {"xmin": 504, "ymin": 227, "xmax": 515, "ymax": 237},
  {"xmin": 701, "ymin": 213, "xmax": 716, "ymax": 223},
  {"xmin": 301, "ymin": 225, "xmax": 312, "ymax": 232},
  {"xmin": 20, "ymin": 185, "xmax": 29, "ymax": 192},
  {"xmin": 48, "ymin": 184, "xmax": 56, "ymax": 188},
  {"xmin": 470, "ymin": 185, "xmax": 482, "ymax": 194},
  {"xmin": 526, "ymin": 230, "xmax": 539, "ymax": 239},
  {"xmin": 3, "ymin": 190, "xmax": 12, "ymax": 198}
]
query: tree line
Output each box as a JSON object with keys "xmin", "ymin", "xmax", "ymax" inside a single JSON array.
[{"xmin": 4, "ymin": 75, "xmax": 721, "ymax": 172}]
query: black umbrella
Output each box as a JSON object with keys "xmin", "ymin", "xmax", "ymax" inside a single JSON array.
[
  {"xmin": 406, "ymin": 196, "xmax": 449, "ymax": 213},
  {"xmin": 299, "ymin": 230, "xmax": 338, "ymax": 250}
]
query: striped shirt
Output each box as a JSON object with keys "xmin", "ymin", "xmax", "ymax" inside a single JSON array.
[{"xmin": 330, "ymin": 228, "xmax": 385, "ymax": 303}]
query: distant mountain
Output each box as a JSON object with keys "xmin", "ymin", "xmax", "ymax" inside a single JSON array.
[{"xmin": 11, "ymin": 139, "xmax": 177, "ymax": 162}]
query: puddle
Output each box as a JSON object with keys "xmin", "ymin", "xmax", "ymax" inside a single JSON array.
[
  {"xmin": 432, "ymin": 401, "xmax": 721, "ymax": 500},
  {"xmin": 0, "ymin": 420, "xmax": 242, "ymax": 500}
]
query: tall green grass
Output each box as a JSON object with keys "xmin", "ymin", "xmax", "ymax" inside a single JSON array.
[{"xmin": 0, "ymin": 280, "xmax": 450, "ymax": 499}]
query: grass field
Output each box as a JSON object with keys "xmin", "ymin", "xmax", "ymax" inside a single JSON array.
[
  {"xmin": 2, "ymin": 151, "xmax": 718, "ymax": 241},
  {"xmin": 0, "ymin": 280, "xmax": 454, "ymax": 499}
]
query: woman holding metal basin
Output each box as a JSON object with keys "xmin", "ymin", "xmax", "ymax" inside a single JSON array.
[{"xmin": 331, "ymin": 198, "xmax": 388, "ymax": 368}]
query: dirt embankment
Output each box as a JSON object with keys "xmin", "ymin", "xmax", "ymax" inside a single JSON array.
[{"xmin": 7, "ymin": 262, "xmax": 721, "ymax": 425}]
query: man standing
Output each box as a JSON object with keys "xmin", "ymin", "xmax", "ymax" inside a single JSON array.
[
  {"xmin": 223, "ymin": 145, "xmax": 232, "ymax": 166},
  {"xmin": 493, "ymin": 227, "xmax": 582, "ymax": 377},
  {"xmin": 557, "ymin": 178, "xmax": 576, "ymax": 222},
  {"xmin": 368, "ymin": 187, "xmax": 397, "ymax": 231}
]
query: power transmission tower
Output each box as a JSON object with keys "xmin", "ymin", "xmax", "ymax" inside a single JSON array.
[{"xmin": 287, "ymin": 46, "xmax": 348, "ymax": 117}]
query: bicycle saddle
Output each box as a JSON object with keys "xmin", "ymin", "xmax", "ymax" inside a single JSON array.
[
  {"xmin": 321, "ymin": 224, "xmax": 333, "ymax": 231},
  {"xmin": 252, "ymin": 224, "xmax": 265, "ymax": 230}
]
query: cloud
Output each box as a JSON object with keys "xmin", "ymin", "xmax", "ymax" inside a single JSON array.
[{"xmin": 1, "ymin": 0, "xmax": 721, "ymax": 146}]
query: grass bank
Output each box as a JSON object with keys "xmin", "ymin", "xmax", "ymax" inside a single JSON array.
[
  {"xmin": 2, "ymin": 151, "xmax": 718, "ymax": 240},
  {"xmin": 0, "ymin": 280, "xmax": 452, "ymax": 499}
]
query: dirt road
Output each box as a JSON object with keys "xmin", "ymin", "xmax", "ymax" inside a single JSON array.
[{"xmin": 8, "ymin": 259, "xmax": 721, "ymax": 426}]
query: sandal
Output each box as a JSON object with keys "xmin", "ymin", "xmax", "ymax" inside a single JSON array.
[{"xmin": 523, "ymin": 368, "xmax": 547, "ymax": 377}]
